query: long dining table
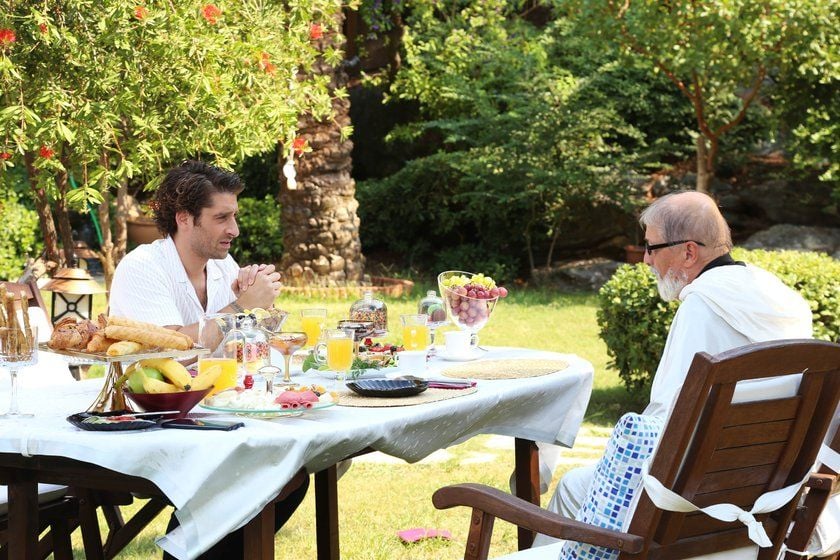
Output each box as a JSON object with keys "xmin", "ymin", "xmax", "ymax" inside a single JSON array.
[{"xmin": 0, "ymin": 346, "xmax": 593, "ymax": 559}]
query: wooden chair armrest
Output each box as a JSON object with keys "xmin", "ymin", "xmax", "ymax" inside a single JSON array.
[
  {"xmin": 804, "ymin": 472, "xmax": 838, "ymax": 492},
  {"xmin": 433, "ymin": 483, "xmax": 645, "ymax": 554}
]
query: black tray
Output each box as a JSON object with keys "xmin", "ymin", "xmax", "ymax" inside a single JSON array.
[
  {"xmin": 346, "ymin": 378, "xmax": 428, "ymax": 398},
  {"xmin": 67, "ymin": 410, "xmax": 160, "ymax": 432}
]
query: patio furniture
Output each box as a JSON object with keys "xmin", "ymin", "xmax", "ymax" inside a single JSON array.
[
  {"xmin": 0, "ymin": 484, "xmax": 77, "ymax": 560},
  {"xmin": 784, "ymin": 426, "xmax": 840, "ymax": 559},
  {"xmin": 433, "ymin": 339, "xmax": 840, "ymax": 559},
  {"xmin": 0, "ymin": 346, "xmax": 593, "ymax": 559}
]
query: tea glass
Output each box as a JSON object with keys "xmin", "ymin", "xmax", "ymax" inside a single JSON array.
[
  {"xmin": 400, "ymin": 314, "xmax": 430, "ymax": 352},
  {"xmin": 314, "ymin": 328, "xmax": 355, "ymax": 387},
  {"xmin": 300, "ymin": 308, "xmax": 327, "ymax": 347}
]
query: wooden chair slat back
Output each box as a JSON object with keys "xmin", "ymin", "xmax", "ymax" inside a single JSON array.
[
  {"xmin": 0, "ymin": 279, "xmax": 48, "ymax": 316},
  {"xmin": 621, "ymin": 339, "xmax": 840, "ymax": 560}
]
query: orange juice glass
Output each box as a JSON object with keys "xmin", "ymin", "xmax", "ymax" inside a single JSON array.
[
  {"xmin": 400, "ymin": 314, "xmax": 430, "ymax": 351},
  {"xmin": 199, "ymin": 357, "xmax": 238, "ymax": 396},
  {"xmin": 301, "ymin": 308, "xmax": 327, "ymax": 347},
  {"xmin": 326, "ymin": 337, "xmax": 354, "ymax": 372}
]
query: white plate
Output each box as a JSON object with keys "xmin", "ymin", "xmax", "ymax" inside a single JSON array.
[
  {"xmin": 437, "ymin": 349, "xmax": 484, "ymax": 362},
  {"xmin": 200, "ymin": 400, "xmax": 335, "ymax": 419}
]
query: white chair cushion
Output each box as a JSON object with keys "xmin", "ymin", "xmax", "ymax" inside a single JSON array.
[
  {"xmin": 807, "ymin": 494, "xmax": 840, "ymax": 557},
  {"xmin": 0, "ymin": 483, "xmax": 67, "ymax": 516}
]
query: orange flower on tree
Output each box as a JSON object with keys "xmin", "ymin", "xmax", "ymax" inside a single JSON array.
[
  {"xmin": 292, "ymin": 137, "xmax": 307, "ymax": 155},
  {"xmin": 0, "ymin": 152, "xmax": 12, "ymax": 161},
  {"xmin": 134, "ymin": 6, "xmax": 149, "ymax": 20},
  {"xmin": 38, "ymin": 23, "xmax": 48, "ymax": 34},
  {"xmin": 258, "ymin": 52, "xmax": 277, "ymax": 75},
  {"xmin": 309, "ymin": 23, "xmax": 323, "ymax": 40},
  {"xmin": 39, "ymin": 145, "xmax": 54, "ymax": 159},
  {"xmin": 0, "ymin": 28, "xmax": 16, "ymax": 47},
  {"xmin": 202, "ymin": 4, "xmax": 221, "ymax": 25}
]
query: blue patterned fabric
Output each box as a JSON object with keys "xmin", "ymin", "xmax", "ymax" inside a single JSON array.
[{"xmin": 559, "ymin": 413, "xmax": 665, "ymax": 560}]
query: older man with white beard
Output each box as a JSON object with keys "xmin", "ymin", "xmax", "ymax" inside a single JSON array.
[{"xmin": 532, "ymin": 190, "xmax": 813, "ymax": 543}]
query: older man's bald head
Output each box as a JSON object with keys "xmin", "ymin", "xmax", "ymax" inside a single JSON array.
[{"xmin": 639, "ymin": 191, "xmax": 732, "ymax": 256}]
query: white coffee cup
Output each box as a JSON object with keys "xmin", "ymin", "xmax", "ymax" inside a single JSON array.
[
  {"xmin": 444, "ymin": 330, "xmax": 472, "ymax": 358},
  {"xmin": 398, "ymin": 350, "xmax": 427, "ymax": 374}
]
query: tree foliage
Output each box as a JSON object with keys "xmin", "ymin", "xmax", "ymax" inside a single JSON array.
[
  {"xmin": 556, "ymin": 0, "xmax": 829, "ymax": 192},
  {"xmin": 359, "ymin": 1, "xmax": 648, "ymax": 275},
  {"xmin": 0, "ymin": 0, "xmax": 345, "ymax": 278}
]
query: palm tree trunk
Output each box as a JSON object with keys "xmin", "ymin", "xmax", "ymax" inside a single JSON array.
[{"xmin": 279, "ymin": 11, "xmax": 365, "ymax": 285}]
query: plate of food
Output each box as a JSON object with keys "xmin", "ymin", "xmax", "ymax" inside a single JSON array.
[
  {"xmin": 200, "ymin": 385, "xmax": 337, "ymax": 418},
  {"xmin": 66, "ymin": 410, "xmax": 163, "ymax": 432}
]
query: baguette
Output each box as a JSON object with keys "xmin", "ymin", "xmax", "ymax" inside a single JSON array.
[
  {"xmin": 106, "ymin": 316, "xmax": 194, "ymax": 347},
  {"xmin": 104, "ymin": 325, "xmax": 192, "ymax": 351}
]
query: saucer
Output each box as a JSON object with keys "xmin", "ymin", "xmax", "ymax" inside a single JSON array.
[{"xmin": 438, "ymin": 349, "xmax": 483, "ymax": 362}]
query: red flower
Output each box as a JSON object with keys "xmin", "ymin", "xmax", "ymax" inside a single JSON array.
[
  {"xmin": 292, "ymin": 137, "xmax": 307, "ymax": 155},
  {"xmin": 202, "ymin": 4, "xmax": 221, "ymax": 24},
  {"xmin": 134, "ymin": 6, "xmax": 149, "ymax": 20},
  {"xmin": 0, "ymin": 152, "xmax": 12, "ymax": 161},
  {"xmin": 0, "ymin": 28, "xmax": 16, "ymax": 47},
  {"xmin": 38, "ymin": 23, "xmax": 48, "ymax": 34},
  {"xmin": 309, "ymin": 23, "xmax": 323, "ymax": 40},
  {"xmin": 39, "ymin": 145, "xmax": 54, "ymax": 159}
]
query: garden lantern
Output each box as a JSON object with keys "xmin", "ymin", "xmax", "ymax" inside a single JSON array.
[{"xmin": 42, "ymin": 267, "xmax": 107, "ymax": 323}]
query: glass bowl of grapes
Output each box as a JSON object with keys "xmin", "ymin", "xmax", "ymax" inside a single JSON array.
[{"xmin": 437, "ymin": 270, "xmax": 509, "ymax": 346}]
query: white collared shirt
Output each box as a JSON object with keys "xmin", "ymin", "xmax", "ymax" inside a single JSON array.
[{"xmin": 109, "ymin": 236, "xmax": 239, "ymax": 327}]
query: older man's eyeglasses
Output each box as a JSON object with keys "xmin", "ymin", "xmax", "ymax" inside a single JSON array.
[{"xmin": 644, "ymin": 239, "xmax": 706, "ymax": 255}]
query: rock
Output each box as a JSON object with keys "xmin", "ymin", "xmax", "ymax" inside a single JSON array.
[
  {"xmin": 533, "ymin": 258, "xmax": 623, "ymax": 291},
  {"xmin": 742, "ymin": 224, "xmax": 840, "ymax": 256}
]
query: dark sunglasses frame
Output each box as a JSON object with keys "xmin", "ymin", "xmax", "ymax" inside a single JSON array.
[{"xmin": 644, "ymin": 239, "xmax": 706, "ymax": 255}]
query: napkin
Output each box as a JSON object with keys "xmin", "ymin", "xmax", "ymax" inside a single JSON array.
[
  {"xmin": 397, "ymin": 527, "xmax": 452, "ymax": 543},
  {"xmin": 426, "ymin": 379, "xmax": 476, "ymax": 389}
]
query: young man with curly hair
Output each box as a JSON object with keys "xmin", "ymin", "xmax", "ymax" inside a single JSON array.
[{"xmin": 109, "ymin": 160, "xmax": 306, "ymax": 560}]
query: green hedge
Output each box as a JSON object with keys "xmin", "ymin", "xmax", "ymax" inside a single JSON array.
[
  {"xmin": 597, "ymin": 248, "xmax": 840, "ymax": 396},
  {"xmin": 0, "ymin": 192, "xmax": 41, "ymax": 280},
  {"xmin": 229, "ymin": 195, "xmax": 283, "ymax": 265}
]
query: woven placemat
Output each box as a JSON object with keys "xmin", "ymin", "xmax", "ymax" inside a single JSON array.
[
  {"xmin": 336, "ymin": 386, "xmax": 477, "ymax": 408},
  {"xmin": 441, "ymin": 359, "xmax": 569, "ymax": 380}
]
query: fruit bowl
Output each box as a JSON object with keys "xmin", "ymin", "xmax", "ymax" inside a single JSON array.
[
  {"xmin": 438, "ymin": 270, "xmax": 507, "ymax": 338},
  {"xmin": 125, "ymin": 388, "xmax": 211, "ymax": 418}
]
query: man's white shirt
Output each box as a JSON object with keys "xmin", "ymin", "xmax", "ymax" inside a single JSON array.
[{"xmin": 109, "ymin": 236, "xmax": 239, "ymax": 327}]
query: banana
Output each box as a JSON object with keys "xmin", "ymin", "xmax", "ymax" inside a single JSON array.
[
  {"xmin": 139, "ymin": 358, "xmax": 192, "ymax": 390},
  {"xmin": 141, "ymin": 375, "xmax": 180, "ymax": 394},
  {"xmin": 190, "ymin": 365, "xmax": 222, "ymax": 391}
]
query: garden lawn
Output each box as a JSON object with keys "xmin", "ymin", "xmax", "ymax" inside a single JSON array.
[{"xmin": 74, "ymin": 286, "xmax": 636, "ymax": 558}]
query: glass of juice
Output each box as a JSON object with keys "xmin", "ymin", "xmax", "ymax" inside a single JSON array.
[
  {"xmin": 300, "ymin": 308, "xmax": 327, "ymax": 347},
  {"xmin": 198, "ymin": 356, "xmax": 238, "ymax": 396},
  {"xmin": 314, "ymin": 328, "xmax": 355, "ymax": 386},
  {"xmin": 400, "ymin": 314, "xmax": 430, "ymax": 352}
]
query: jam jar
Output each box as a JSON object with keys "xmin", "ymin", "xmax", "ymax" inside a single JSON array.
[{"xmin": 350, "ymin": 290, "xmax": 388, "ymax": 333}]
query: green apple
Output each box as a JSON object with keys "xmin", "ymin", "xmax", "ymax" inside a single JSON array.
[{"xmin": 127, "ymin": 366, "xmax": 164, "ymax": 394}]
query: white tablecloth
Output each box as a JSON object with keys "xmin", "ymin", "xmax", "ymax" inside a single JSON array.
[{"xmin": 0, "ymin": 346, "xmax": 593, "ymax": 559}]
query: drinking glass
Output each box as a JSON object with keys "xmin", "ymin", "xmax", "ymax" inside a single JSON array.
[
  {"xmin": 400, "ymin": 314, "xmax": 430, "ymax": 351},
  {"xmin": 0, "ymin": 326, "xmax": 38, "ymax": 419},
  {"xmin": 198, "ymin": 314, "xmax": 238, "ymax": 394},
  {"xmin": 269, "ymin": 332, "xmax": 308, "ymax": 386},
  {"xmin": 314, "ymin": 328, "xmax": 354, "ymax": 387},
  {"xmin": 300, "ymin": 308, "xmax": 327, "ymax": 347}
]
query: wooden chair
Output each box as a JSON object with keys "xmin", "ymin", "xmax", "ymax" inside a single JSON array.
[
  {"xmin": 433, "ymin": 339, "xmax": 840, "ymax": 560},
  {"xmin": 0, "ymin": 485, "xmax": 78, "ymax": 560},
  {"xmin": 784, "ymin": 427, "xmax": 840, "ymax": 560}
]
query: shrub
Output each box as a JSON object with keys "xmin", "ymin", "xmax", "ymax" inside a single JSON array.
[
  {"xmin": 230, "ymin": 196, "xmax": 283, "ymax": 265},
  {"xmin": 597, "ymin": 248, "xmax": 840, "ymax": 396},
  {"xmin": 0, "ymin": 193, "xmax": 41, "ymax": 280}
]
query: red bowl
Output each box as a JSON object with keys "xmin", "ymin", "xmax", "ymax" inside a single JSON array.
[{"xmin": 125, "ymin": 388, "xmax": 211, "ymax": 418}]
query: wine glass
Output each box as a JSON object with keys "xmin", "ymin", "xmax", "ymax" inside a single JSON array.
[
  {"xmin": 0, "ymin": 326, "xmax": 38, "ymax": 419},
  {"xmin": 270, "ymin": 332, "xmax": 308, "ymax": 386},
  {"xmin": 438, "ymin": 270, "xmax": 499, "ymax": 350}
]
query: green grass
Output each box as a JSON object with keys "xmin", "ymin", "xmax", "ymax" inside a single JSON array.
[{"xmin": 70, "ymin": 285, "xmax": 638, "ymax": 558}]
